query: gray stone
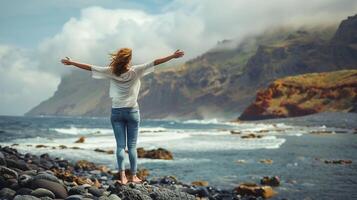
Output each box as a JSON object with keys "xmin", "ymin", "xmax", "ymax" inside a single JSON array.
[
  {"xmin": 31, "ymin": 188, "xmax": 56, "ymax": 199},
  {"xmin": 0, "ymin": 187, "xmax": 16, "ymax": 199},
  {"xmin": 0, "ymin": 165, "xmax": 18, "ymax": 179},
  {"xmin": 34, "ymin": 173, "xmax": 60, "ymax": 183},
  {"xmin": 15, "ymin": 187, "xmax": 33, "ymax": 195},
  {"xmin": 30, "ymin": 179, "xmax": 68, "ymax": 199},
  {"xmin": 18, "ymin": 174, "xmax": 34, "ymax": 186},
  {"xmin": 68, "ymin": 186, "xmax": 87, "ymax": 195},
  {"xmin": 65, "ymin": 194, "xmax": 84, "ymax": 200},
  {"xmin": 88, "ymin": 186, "xmax": 105, "ymax": 197},
  {"xmin": 0, "ymin": 152, "xmax": 6, "ymax": 166},
  {"xmin": 149, "ymin": 186, "xmax": 196, "ymax": 200},
  {"xmin": 13, "ymin": 195, "xmax": 41, "ymax": 200},
  {"xmin": 98, "ymin": 194, "xmax": 122, "ymax": 200}
]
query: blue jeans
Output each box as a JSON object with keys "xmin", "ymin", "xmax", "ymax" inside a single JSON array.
[{"xmin": 110, "ymin": 107, "xmax": 140, "ymax": 175}]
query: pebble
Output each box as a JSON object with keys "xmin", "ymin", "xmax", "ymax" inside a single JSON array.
[{"xmin": 31, "ymin": 188, "xmax": 56, "ymax": 199}]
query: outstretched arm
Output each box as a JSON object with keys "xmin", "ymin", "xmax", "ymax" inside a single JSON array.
[
  {"xmin": 60, "ymin": 57, "xmax": 92, "ymax": 71},
  {"xmin": 153, "ymin": 49, "xmax": 184, "ymax": 66}
]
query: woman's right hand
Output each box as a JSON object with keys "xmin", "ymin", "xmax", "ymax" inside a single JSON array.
[
  {"xmin": 60, "ymin": 57, "xmax": 72, "ymax": 65},
  {"xmin": 172, "ymin": 49, "xmax": 184, "ymax": 58}
]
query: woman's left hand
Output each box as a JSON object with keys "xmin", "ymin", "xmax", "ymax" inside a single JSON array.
[{"xmin": 60, "ymin": 57, "xmax": 72, "ymax": 65}]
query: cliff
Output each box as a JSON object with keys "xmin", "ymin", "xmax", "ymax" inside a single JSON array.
[
  {"xmin": 26, "ymin": 14, "xmax": 357, "ymax": 119},
  {"xmin": 239, "ymin": 70, "xmax": 357, "ymax": 120}
]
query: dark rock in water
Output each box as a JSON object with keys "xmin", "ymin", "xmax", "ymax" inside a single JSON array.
[
  {"xmin": 260, "ymin": 176, "xmax": 281, "ymax": 187},
  {"xmin": 68, "ymin": 186, "xmax": 87, "ymax": 195},
  {"xmin": 13, "ymin": 195, "xmax": 41, "ymax": 200},
  {"xmin": 30, "ymin": 179, "xmax": 68, "ymax": 199},
  {"xmin": 0, "ymin": 151, "xmax": 6, "ymax": 166},
  {"xmin": 323, "ymin": 159, "xmax": 352, "ymax": 164},
  {"xmin": 15, "ymin": 187, "xmax": 33, "ymax": 195},
  {"xmin": 234, "ymin": 183, "xmax": 276, "ymax": 199},
  {"xmin": 31, "ymin": 188, "xmax": 56, "ymax": 199},
  {"xmin": 0, "ymin": 165, "xmax": 19, "ymax": 179},
  {"xmin": 0, "ymin": 187, "xmax": 17, "ymax": 199},
  {"xmin": 6, "ymin": 158, "xmax": 30, "ymax": 171},
  {"xmin": 137, "ymin": 147, "xmax": 174, "ymax": 160},
  {"xmin": 65, "ymin": 194, "xmax": 85, "ymax": 200},
  {"xmin": 75, "ymin": 136, "xmax": 86, "ymax": 143},
  {"xmin": 159, "ymin": 176, "xmax": 177, "ymax": 185},
  {"xmin": 88, "ymin": 186, "xmax": 105, "ymax": 197}
]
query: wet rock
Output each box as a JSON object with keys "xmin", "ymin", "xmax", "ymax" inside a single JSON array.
[
  {"xmin": 323, "ymin": 159, "xmax": 352, "ymax": 164},
  {"xmin": 235, "ymin": 183, "xmax": 276, "ymax": 199},
  {"xmin": 230, "ymin": 130, "xmax": 242, "ymax": 134},
  {"xmin": 75, "ymin": 136, "xmax": 86, "ymax": 143},
  {"xmin": 13, "ymin": 195, "xmax": 41, "ymax": 200},
  {"xmin": 30, "ymin": 179, "xmax": 68, "ymax": 199},
  {"xmin": 0, "ymin": 165, "xmax": 18, "ymax": 179},
  {"xmin": 260, "ymin": 176, "xmax": 280, "ymax": 187},
  {"xmin": 137, "ymin": 147, "xmax": 174, "ymax": 160},
  {"xmin": 191, "ymin": 180, "xmax": 209, "ymax": 187},
  {"xmin": 59, "ymin": 145, "xmax": 68, "ymax": 149},
  {"xmin": 35, "ymin": 144, "xmax": 48, "ymax": 148},
  {"xmin": 259, "ymin": 159, "xmax": 273, "ymax": 164},
  {"xmin": 310, "ymin": 130, "xmax": 334, "ymax": 135},
  {"xmin": 94, "ymin": 148, "xmax": 114, "ymax": 154},
  {"xmin": 0, "ymin": 187, "xmax": 16, "ymax": 199},
  {"xmin": 31, "ymin": 188, "xmax": 56, "ymax": 199},
  {"xmin": 159, "ymin": 176, "xmax": 178, "ymax": 185},
  {"xmin": 241, "ymin": 133, "xmax": 263, "ymax": 139}
]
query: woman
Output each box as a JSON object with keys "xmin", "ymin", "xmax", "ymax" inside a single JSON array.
[{"xmin": 60, "ymin": 48, "xmax": 184, "ymax": 184}]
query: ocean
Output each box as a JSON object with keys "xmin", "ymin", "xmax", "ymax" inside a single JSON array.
[{"xmin": 1, "ymin": 112, "xmax": 357, "ymax": 199}]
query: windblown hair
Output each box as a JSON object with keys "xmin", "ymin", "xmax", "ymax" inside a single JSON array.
[{"xmin": 109, "ymin": 48, "xmax": 132, "ymax": 76}]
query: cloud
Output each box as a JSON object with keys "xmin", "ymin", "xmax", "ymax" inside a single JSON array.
[
  {"xmin": 1, "ymin": 0, "xmax": 356, "ymax": 115},
  {"xmin": 0, "ymin": 45, "xmax": 60, "ymax": 115}
]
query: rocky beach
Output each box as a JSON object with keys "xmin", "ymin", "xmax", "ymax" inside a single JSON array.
[{"xmin": 0, "ymin": 145, "xmax": 282, "ymax": 200}]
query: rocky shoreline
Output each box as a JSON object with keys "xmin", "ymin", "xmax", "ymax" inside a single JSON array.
[{"xmin": 0, "ymin": 146, "xmax": 282, "ymax": 200}]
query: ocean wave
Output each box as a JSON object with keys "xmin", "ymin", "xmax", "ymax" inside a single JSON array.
[{"xmin": 51, "ymin": 126, "xmax": 113, "ymax": 135}]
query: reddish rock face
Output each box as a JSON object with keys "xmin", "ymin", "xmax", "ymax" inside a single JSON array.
[{"xmin": 239, "ymin": 70, "xmax": 357, "ymax": 120}]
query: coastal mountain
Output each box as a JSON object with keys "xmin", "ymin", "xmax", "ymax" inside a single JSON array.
[
  {"xmin": 26, "ymin": 14, "xmax": 357, "ymax": 119},
  {"xmin": 239, "ymin": 70, "xmax": 357, "ymax": 120}
]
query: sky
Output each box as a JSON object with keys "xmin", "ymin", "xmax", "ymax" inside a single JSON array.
[{"xmin": 0, "ymin": 0, "xmax": 356, "ymax": 116}]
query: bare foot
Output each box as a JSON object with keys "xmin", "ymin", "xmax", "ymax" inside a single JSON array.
[
  {"xmin": 129, "ymin": 175, "xmax": 142, "ymax": 183},
  {"xmin": 116, "ymin": 174, "xmax": 128, "ymax": 185}
]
